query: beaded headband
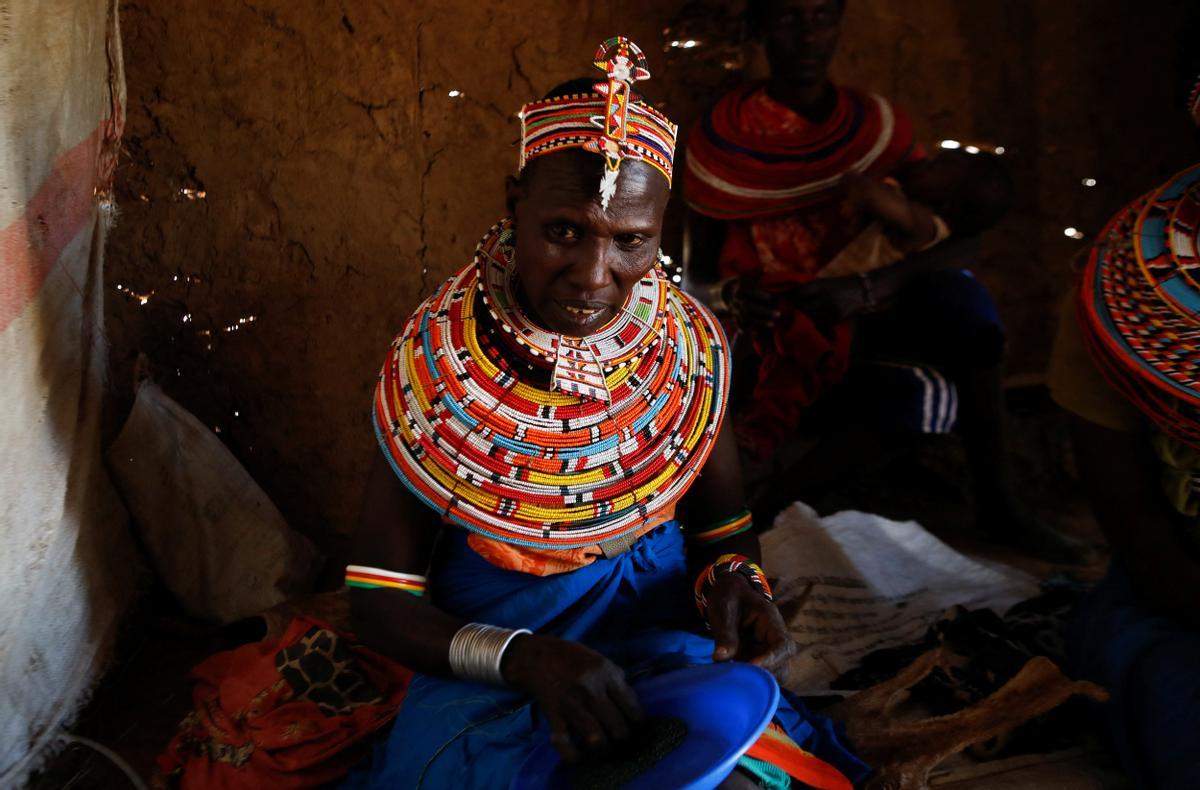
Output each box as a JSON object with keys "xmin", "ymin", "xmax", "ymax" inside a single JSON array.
[{"xmin": 518, "ymin": 36, "xmax": 679, "ymax": 210}]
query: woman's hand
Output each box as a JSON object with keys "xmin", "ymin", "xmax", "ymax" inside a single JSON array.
[
  {"xmin": 787, "ymin": 275, "xmax": 869, "ymax": 328},
  {"xmin": 501, "ymin": 634, "xmax": 643, "ymax": 763},
  {"xmin": 706, "ymin": 574, "xmax": 794, "ymax": 674},
  {"xmin": 725, "ymin": 276, "xmax": 782, "ymax": 330}
]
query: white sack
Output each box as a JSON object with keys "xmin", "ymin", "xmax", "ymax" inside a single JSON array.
[
  {"xmin": 763, "ymin": 503, "xmax": 1040, "ymax": 692},
  {"xmin": 107, "ymin": 380, "xmax": 322, "ymax": 623}
]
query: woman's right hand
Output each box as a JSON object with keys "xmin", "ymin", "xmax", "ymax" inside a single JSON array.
[{"xmin": 501, "ymin": 634, "xmax": 643, "ymax": 763}]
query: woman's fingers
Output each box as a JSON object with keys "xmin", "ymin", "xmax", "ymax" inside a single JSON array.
[
  {"xmin": 564, "ymin": 703, "xmax": 612, "ymax": 755},
  {"xmin": 546, "ymin": 708, "xmax": 581, "ymax": 763},
  {"xmin": 731, "ymin": 281, "xmax": 781, "ymax": 327},
  {"xmin": 747, "ymin": 605, "xmax": 796, "ymax": 672},
  {"xmin": 589, "ymin": 687, "xmax": 634, "ymax": 743},
  {"xmin": 748, "ymin": 626, "xmax": 795, "ymax": 672},
  {"xmin": 607, "ymin": 674, "xmax": 645, "ymax": 726},
  {"xmin": 708, "ymin": 591, "xmax": 743, "ymax": 662}
]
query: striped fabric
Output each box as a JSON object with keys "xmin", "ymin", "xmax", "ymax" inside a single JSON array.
[
  {"xmin": 743, "ymin": 723, "xmax": 854, "ymax": 790},
  {"xmin": 861, "ymin": 361, "xmax": 959, "ymax": 435}
]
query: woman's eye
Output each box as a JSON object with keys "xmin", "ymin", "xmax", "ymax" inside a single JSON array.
[
  {"xmin": 548, "ymin": 224, "xmax": 579, "ymax": 242},
  {"xmin": 616, "ymin": 234, "xmax": 645, "ymax": 248}
]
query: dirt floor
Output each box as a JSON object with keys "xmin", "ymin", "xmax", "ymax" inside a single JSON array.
[{"xmin": 29, "ymin": 384, "xmax": 1122, "ymax": 789}]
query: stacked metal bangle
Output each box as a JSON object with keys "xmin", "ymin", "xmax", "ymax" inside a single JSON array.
[{"xmin": 448, "ymin": 623, "xmax": 532, "ymax": 685}]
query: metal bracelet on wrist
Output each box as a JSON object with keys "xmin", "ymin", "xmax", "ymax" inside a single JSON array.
[
  {"xmin": 447, "ymin": 623, "xmax": 532, "ymax": 685},
  {"xmin": 856, "ymin": 271, "xmax": 878, "ymax": 313}
]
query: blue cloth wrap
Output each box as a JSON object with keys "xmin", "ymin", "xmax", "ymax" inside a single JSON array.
[
  {"xmin": 1068, "ymin": 561, "xmax": 1200, "ymax": 790},
  {"xmin": 343, "ymin": 522, "xmax": 868, "ymax": 788}
]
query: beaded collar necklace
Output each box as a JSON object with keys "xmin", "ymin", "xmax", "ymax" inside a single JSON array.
[{"xmin": 374, "ymin": 220, "xmax": 729, "ymax": 549}]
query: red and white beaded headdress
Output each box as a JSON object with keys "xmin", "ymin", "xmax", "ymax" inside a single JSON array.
[{"xmin": 518, "ymin": 37, "xmax": 679, "ymax": 209}]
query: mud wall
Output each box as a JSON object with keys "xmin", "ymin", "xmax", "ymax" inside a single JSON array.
[{"xmin": 107, "ymin": 0, "xmax": 1196, "ymax": 548}]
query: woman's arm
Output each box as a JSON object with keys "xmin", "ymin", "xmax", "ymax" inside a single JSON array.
[
  {"xmin": 348, "ymin": 451, "xmax": 461, "ymax": 673},
  {"xmin": 352, "ymin": 451, "xmax": 643, "ymax": 761},
  {"xmin": 841, "ymin": 171, "xmax": 938, "ymax": 252},
  {"xmin": 681, "ymin": 427, "xmax": 793, "ymax": 669},
  {"xmin": 787, "ymin": 235, "xmax": 978, "ymax": 327}
]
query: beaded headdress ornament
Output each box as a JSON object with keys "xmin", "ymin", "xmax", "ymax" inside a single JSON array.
[
  {"xmin": 1189, "ymin": 73, "xmax": 1200, "ymax": 128},
  {"xmin": 518, "ymin": 36, "xmax": 679, "ymax": 210}
]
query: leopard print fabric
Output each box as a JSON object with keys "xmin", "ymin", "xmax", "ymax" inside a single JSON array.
[{"xmin": 275, "ymin": 626, "xmax": 385, "ymax": 716}]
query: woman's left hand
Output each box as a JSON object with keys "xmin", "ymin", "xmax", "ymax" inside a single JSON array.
[{"xmin": 706, "ymin": 573, "xmax": 794, "ymax": 674}]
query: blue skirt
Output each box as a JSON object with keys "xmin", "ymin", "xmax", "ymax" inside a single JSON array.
[{"xmin": 342, "ymin": 522, "xmax": 867, "ymax": 788}]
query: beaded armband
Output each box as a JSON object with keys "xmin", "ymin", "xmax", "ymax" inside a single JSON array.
[
  {"xmin": 694, "ymin": 553, "xmax": 773, "ymax": 623},
  {"xmin": 344, "ymin": 565, "xmax": 426, "ymax": 597},
  {"xmin": 685, "ymin": 508, "xmax": 752, "ymax": 546}
]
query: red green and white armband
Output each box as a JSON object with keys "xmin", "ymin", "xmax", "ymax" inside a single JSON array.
[
  {"xmin": 694, "ymin": 553, "xmax": 773, "ymax": 623},
  {"xmin": 685, "ymin": 508, "xmax": 753, "ymax": 546},
  {"xmin": 344, "ymin": 565, "xmax": 426, "ymax": 597}
]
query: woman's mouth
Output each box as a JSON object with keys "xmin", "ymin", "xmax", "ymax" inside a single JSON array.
[
  {"xmin": 551, "ymin": 300, "xmax": 611, "ymax": 334},
  {"xmin": 563, "ymin": 304, "xmax": 603, "ymax": 317}
]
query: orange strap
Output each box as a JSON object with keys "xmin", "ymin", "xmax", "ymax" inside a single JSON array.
[{"xmin": 744, "ymin": 723, "xmax": 854, "ymax": 790}]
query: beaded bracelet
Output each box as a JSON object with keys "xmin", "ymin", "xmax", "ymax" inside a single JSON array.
[
  {"xmin": 344, "ymin": 565, "xmax": 427, "ymax": 597},
  {"xmin": 448, "ymin": 623, "xmax": 532, "ymax": 685},
  {"xmin": 694, "ymin": 553, "xmax": 773, "ymax": 624},
  {"xmin": 685, "ymin": 508, "xmax": 753, "ymax": 546}
]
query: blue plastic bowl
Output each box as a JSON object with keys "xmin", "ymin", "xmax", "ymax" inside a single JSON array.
[{"xmin": 511, "ymin": 662, "xmax": 780, "ymax": 790}]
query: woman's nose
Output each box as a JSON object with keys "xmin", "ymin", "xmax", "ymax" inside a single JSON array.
[{"xmin": 564, "ymin": 239, "xmax": 612, "ymax": 293}]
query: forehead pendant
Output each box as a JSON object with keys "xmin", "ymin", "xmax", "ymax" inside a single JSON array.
[{"xmin": 587, "ymin": 37, "xmax": 651, "ymax": 210}]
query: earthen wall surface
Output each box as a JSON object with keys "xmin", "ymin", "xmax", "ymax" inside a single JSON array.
[{"xmin": 107, "ymin": 0, "xmax": 1196, "ymax": 547}]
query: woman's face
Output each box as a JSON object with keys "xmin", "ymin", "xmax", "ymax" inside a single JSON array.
[
  {"xmin": 505, "ymin": 151, "xmax": 670, "ymax": 337},
  {"xmin": 761, "ymin": 0, "xmax": 843, "ymax": 88}
]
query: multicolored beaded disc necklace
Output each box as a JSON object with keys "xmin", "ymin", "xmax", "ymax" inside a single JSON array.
[{"xmin": 374, "ymin": 219, "xmax": 729, "ymax": 549}]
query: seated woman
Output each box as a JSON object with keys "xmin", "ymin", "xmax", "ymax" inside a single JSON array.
[
  {"xmin": 339, "ymin": 38, "xmax": 866, "ymax": 789},
  {"xmin": 682, "ymin": 0, "xmax": 1080, "ymax": 561},
  {"xmin": 1051, "ymin": 51, "xmax": 1200, "ymax": 788}
]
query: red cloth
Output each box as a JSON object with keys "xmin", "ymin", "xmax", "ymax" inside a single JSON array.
[
  {"xmin": 737, "ymin": 308, "xmax": 853, "ymax": 457},
  {"xmin": 719, "ymin": 208, "xmax": 855, "ymax": 457},
  {"xmin": 156, "ymin": 617, "xmax": 410, "ymax": 789}
]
